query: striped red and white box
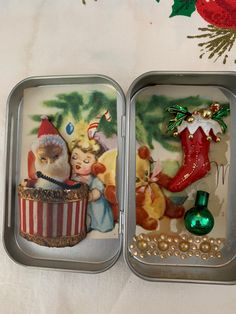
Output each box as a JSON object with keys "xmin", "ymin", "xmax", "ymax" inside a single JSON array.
[
  {"xmin": 19, "ymin": 198, "xmax": 87, "ymax": 238},
  {"xmin": 19, "ymin": 197, "xmax": 88, "ymax": 247},
  {"xmin": 18, "ymin": 184, "xmax": 89, "ymax": 247}
]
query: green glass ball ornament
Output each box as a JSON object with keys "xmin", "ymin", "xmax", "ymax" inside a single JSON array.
[{"xmin": 184, "ymin": 191, "xmax": 214, "ymax": 236}]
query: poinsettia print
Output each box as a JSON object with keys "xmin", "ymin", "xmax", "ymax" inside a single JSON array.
[
  {"xmin": 170, "ymin": 0, "xmax": 197, "ymax": 17},
  {"xmin": 82, "ymin": 0, "xmax": 235, "ymax": 63},
  {"xmin": 176, "ymin": 1, "xmax": 236, "ymax": 63},
  {"xmin": 196, "ymin": 0, "xmax": 236, "ymax": 29},
  {"xmin": 157, "ymin": 0, "xmax": 236, "ymax": 63}
]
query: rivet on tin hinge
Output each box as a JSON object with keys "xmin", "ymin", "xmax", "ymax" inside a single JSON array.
[
  {"xmin": 119, "ymin": 211, "xmax": 124, "ymax": 234},
  {"xmin": 121, "ymin": 115, "xmax": 126, "ymax": 137}
]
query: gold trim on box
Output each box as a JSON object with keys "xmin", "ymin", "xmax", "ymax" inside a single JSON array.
[
  {"xmin": 20, "ymin": 231, "xmax": 86, "ymax": 247},
  {"xmin": 18, "ymin": 183, "xmax": 89, "ymax": 203}
]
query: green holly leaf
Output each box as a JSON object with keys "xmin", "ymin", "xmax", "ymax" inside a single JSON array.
[
  {"xmin": 170, "ymin": 0, "xmax": 196, "ymax": 18},
  {"xmin": 155, "ymin": 0, "xmax": 160, "ymax": 2}
]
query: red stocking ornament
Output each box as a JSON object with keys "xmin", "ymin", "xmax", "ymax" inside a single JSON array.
[
  {"xmin": 168, "ymin": 128, "xmax": 211, "ymax": 192},
  {"xmin": 167, "ymin": 104, "xmax": 230, "ymax": 192}
]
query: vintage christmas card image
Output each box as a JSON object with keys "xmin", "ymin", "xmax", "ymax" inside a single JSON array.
[
  {"xmin": 130, "ymin": 85, "xmax": 231, "ymax": 264},
  {"xmin": 17, "ymin": 83, "xmax": 121, "ymax": 261}
]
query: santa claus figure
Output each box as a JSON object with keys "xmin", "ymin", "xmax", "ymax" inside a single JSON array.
[{"xmin": 28, "ymin": 116, "xmax": 71, "ymax": 190}]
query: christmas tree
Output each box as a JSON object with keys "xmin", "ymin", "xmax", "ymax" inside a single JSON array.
[{"xmin": 30, "ymin": 91, "xmax": 229, "ymax": 152}]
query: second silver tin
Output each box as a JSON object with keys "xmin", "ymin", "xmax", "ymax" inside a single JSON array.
[{"xmin": 125, "ymin": 71, "xmax": 236, "ymax": 283}]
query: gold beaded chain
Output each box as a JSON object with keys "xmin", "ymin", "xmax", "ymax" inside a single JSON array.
[{"xmin": 129, "ymin": 233, "xmax": 224, "ymax": 260}]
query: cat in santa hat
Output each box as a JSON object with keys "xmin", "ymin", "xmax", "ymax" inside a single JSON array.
[{"xmin": 27, "ymin": 116, "xmax": 71, "ymax": 190}]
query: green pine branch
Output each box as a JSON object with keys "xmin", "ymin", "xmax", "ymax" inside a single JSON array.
[
  {"xmin": 85, "ymin": 92, "xmax": 111, "ymax": 120},
  {"xmin": 85, "ymin": 91, "xmax": 117, "ymax": 137},
  {"xmin": 56, "ymin": 92, "xmax": 83, "ymax": 121},
  {"xmin": 135, "ymin": 94, "xmax": 229, "ymax": 151},
  {"xmin": 29, "ymin": 91, "xmax": 117, "ymax": 138},
  {"xmin": 29, "ymin": 127, "xmax": 39, "ymax": 135},
  {"xmin": 43, "ymin": 99, "xmax": 68, "ymax": 109},
  {"xmin": 28, "ymin": 91, "xmax": 230, "ymax": 153},
  {"xmin": 30, "ymin": 114, "xmax": 42, "ymax": 122}
]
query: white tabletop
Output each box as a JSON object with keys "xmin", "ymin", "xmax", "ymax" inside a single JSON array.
[{"xmin": 1, "ymin": 1, "xmax": 236, "ymax": 313}]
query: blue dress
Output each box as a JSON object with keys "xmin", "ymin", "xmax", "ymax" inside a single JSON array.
[{"xmin": 72, "ymin": 174, "xmax": 114, "ymax": 232}]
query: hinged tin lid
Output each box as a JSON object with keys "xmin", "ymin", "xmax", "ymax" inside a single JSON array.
[
  {"xmin": 123, "ymin": 71, "xmax": 236, "ymax": 284},
  {"xmin": 4, "ymin": 74, "xmax": 126, "ymax": 273}
]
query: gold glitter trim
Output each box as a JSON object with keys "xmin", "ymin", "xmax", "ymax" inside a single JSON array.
[
  {"xmin": 129, "ymin": 233, "xmax": 224, "ymax": 260},
  {"xmin": 18, "ymin": 184, "xmax": 89, "ymax": 203},
  {"xmin": 20, "ymin": 231, "xmax": 86, "ymax": 247}
]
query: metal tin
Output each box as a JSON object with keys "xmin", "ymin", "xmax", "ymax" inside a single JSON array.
[
  {"xmin": 124, "ymin": 71, "xmax": 236, "ymax": 283},
  {"xmin": 3, "ymin": 75, "xmax": 125, "ymax": 273},
  {"xmin": 4, "ymin": 71, "xmax": 236, "ymax": 284}
]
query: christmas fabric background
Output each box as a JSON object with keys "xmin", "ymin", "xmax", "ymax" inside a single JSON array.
[{"xmin": 1, "ymin": 1, "xmax": 236, "ymax": 314}]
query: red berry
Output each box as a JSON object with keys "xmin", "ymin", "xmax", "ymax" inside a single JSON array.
[
  {"xmin": 210, "ymin": 103, "xmax": 220, "ymax": 113},
  {"xmin": 138, "ymin": 146, "xmax": 150, "ymax": 160},
  {"xmin": 196, "ymin": 0, "xmax": 236, "ymax": 28}
]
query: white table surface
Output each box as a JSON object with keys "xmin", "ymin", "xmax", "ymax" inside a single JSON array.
[{"xmin": 1, "ymin": 1, "xmax": 236, "ymax": 313}]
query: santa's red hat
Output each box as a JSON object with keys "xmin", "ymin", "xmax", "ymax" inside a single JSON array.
[{"xmin": 31, "ymin": 116, "xmax": 66, "ymax": 152}]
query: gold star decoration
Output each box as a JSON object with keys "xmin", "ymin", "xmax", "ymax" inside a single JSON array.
[{"xmin": 129, "ymin": 233, "xmax": 224, "ymax": 260}]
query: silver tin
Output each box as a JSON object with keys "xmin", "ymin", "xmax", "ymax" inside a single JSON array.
[
  {"xmin": 4, "ymin": 72, "xmax": 236, "ymax": 283},
  {"xmin": 124, "ymin": 71, "xmax": 236, "ymax": 283},
  {"xmin": 3, "ymin": 75, "xmax": 125, "ymax": 273}
]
